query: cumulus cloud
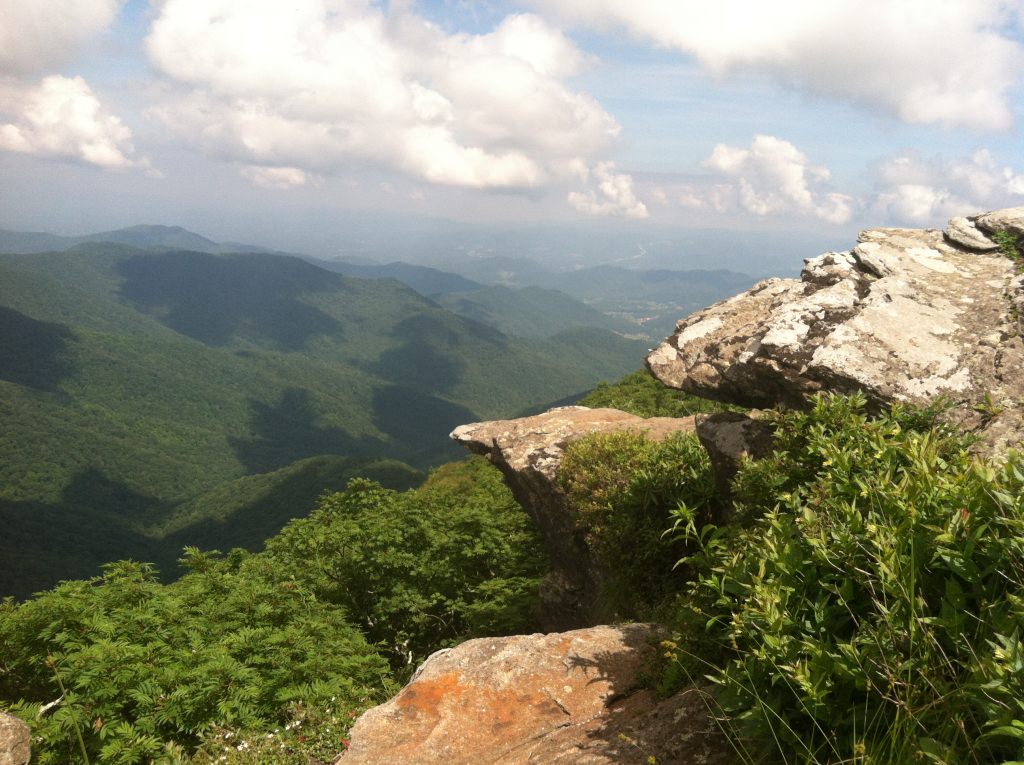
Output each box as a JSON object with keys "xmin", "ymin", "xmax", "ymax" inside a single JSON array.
[
  {"xmin": 692, "ymin": 135, "xmax": 854, "ymax": 224},
  {"xmin": 534, "ymin": 0, "xmax": 1024, "ymax": 130},
  {"xmin": 873, "ymin": 150, "xmax": 1024, "ymax": 224},
  {"xmin": 0, "ymin": 0, "xmax": 126, "ymax": 75},
  {"xmin": 568, "ymin": 160, "xmax": 648, "ymax": 218},
  {"xmin": 145, "ymin": 1, "xmax": 621, "ymax": 193},
  {"xmin": 0, "ymin": 75, "xmax": 143, "ymax": 168}
]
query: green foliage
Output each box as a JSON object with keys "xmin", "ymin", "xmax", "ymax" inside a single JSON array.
[
  {"xmin": 0, "ymin": 558, "xmax": 387, "ymax": 765},
  {"xmin": 667, "ymin": 393, "xmax": 1024, "ymax": 764},
  {"xmin": 263, "ymin": 457, "xmax": 546, "ymax": 665},
  {"xmin": 994, "ymin": 229, "xmax": 1024, "ymax": 267},
  {"xmin": 158, "ymin": 455, "xmax": 424, "ymax": 550},
  {"xmin": 580, "ymin": 369, "xmax": 738, "ymax": 418},
  {"xmin": 559, "ymin": 430, "xmax": 714, "ymax": 618},
  {"xmin": 186, "ymin": 700, "xmax": 360, "ymax": 765},
  {"xmin": 0, "ymin": 457, "xmax": 542, "ymax": 763}
]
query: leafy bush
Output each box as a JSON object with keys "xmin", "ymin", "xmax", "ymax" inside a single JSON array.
[
  {"xmin": 993, "ymin": 229, "xmax": 1024, "ymax": 267},
  {"xmin": 0, "ymin": 557, "xmax": 387, "ymax": 765},
  {"xmin": 667, "ymin": 394, "xmax": 1024, "ymax": 764},
  {"xmin": 263, "ymin": 457, "xmax": 546, "ymax": 666},
  {"xmin": 559, "ymin": 430, "xmax": 714, "ymax": 619}
]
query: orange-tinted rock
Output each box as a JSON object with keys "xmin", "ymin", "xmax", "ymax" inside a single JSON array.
[
  {"xmin": 451, "ymin": 407, "xmax": 697, "ymax": 629},
  {"xmin": 336, "ymin": 624, "xmax": 728, "ymax": 765}
]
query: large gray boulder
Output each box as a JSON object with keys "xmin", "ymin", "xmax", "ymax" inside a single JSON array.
[
  {"xmin": 451, "ymin": 407, "xmax": 696, "ymax": 629},
  {"xmin": 647, "ymin": 209, "xmax": 1024, "ymax": 456},
  {"xmin": 336, "ymin": 624, "xmax": 728, "ymax": 765},
  {"xmin": 0, "ymin": 713, "xmax": 30, "ymax": 765}
]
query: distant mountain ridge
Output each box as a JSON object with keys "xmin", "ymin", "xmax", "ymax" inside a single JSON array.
[
  {"xmin": 307, "ymin": 257, "xmax": 485, "ymax": 295},
  {"xmin": 0, "ymin": 224, "xmax": 274, "ymax": 255},
  {"xmin": 1, "ymin": 224, "xmax": 758, "ymax": 341}
]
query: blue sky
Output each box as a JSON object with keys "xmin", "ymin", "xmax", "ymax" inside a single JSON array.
[{"xmin": 2, "ymin": 0, "xmax": 1024, "ymax": 250}]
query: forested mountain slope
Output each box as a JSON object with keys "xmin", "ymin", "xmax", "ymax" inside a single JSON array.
[{"xmin": 0, "ymin": 243, "xmax": 645, "ymax": 597}]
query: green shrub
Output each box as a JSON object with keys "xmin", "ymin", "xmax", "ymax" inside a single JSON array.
[
  {"xmin": 993, "ymin": 229, "xmax": 1024, "ymax": 267},
  {"xmin": 0, "ymin": 457, "xmax": 542, "ymax": 763},
  {"xmin": 0, "ymin": 557, "xmax": 387, "ymax": 765},
  {"xmin": 667, "ymin": 393, "xmax": 1024, "ymax": 764},
  {"xmin": 262, "ymin": 457, "xmax": 546, "ymax": 666},
  {"xmin": 559, "ymin": 430, "xmax": 714, "ymax": 619}
]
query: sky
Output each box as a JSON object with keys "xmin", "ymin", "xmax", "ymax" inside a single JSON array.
[{"xmin": 2, "ymin": 0, "xmax": 1024, "ymax": 254}]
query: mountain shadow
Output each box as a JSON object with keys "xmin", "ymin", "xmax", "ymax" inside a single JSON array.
[
  {"xmin": 164, "ymin": 456, "xmax": 424, "ymax": 556},
  {"xmin": 371, "ymin": 385, "xmax": 478, "ymax": 465},
  {"xmin": 0, "ymin": 307, "xmax": 74, "ymax": 391},
  {"xmin": 115, "ymin": 252, "xmax": 346, "ymax": 349},
  {"xmin": 371, "ymin": 313, "xmax": 506, "ymax": 396},
  {"xmin": 0, "ymin": 468, "xmax": 168, "ymax": 600},
  {"xmin": 229, "ymin": 388, "xmax": 387, "ymax": 474}
]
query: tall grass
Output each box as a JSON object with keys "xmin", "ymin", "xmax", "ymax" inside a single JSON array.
[{"xmin": 665, "ymin": 394, "xmax": 1024, "ymax": 764}]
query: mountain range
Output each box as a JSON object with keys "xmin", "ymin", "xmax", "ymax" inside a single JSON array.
[{"xmin": 0, "ymin": 227, "xmax": 651, "ymax": 597}]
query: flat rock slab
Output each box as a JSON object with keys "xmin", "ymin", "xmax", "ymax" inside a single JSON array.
[
  {"xmin": 0, "ymin": 713, "xmax": 30, "ymax": 765},
  {"xmin": 451, "ymin": 407, "xmax": 696, "ymax": 628},
  {"xmin": 336, "ymin": 624, "xmax": 728, "ymax": 765},
  {"xmin": 647, "ymin": 209, "xmax": 1024, "ymax": 457},
  {"xmin": 452, "ymin": 406, "xmax": 696, "ymax": 482}
]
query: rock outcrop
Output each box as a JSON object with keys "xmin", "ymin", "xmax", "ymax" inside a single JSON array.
[
  {"xmin": 360, "ymin": 208, "xmax": 1024, "ymax": 765},
  {"xmin": 696, "ymin": 412, "xmax": 775, "ymax": 503},
  {"xmin": 451, "ymin": 407, "xmax": 696, "ymax": 629},
  {"xmin": 647, "ymin": 209, "xmax": 1024, "ymax": 456},
  {"xmin": 336, "ymin": 624, "xmax": 728, "ymax": 765},
  {"xmin": 0, "ymin": 713, "xmax": 30, "ymax": 765}
]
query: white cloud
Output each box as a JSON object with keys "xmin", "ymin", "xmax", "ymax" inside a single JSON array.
[
  {"xmin": 873, "ymin": 150, "xmax": 1024, "ymax": 224},
  {"xmin": 0, "ymin": 0, "xmax": 125, "ymax": 75},
  {"xmin": 0, "ymin": 75, "xmax": 143, "ymax": 168},
  {"xmin": 696, "ymin": 135, "xmax": 853, "ymax": 224},
  {"xmin": 534, "ymin": 0, "xmax": 1024, "ymax": 130},
  {"xmin": 568, "ymin": 160, "xmax": 649, "ymax": 218},
  {"xmin": 145, "ymin": 1, "xmax": 622, "ymax": 195},
  {"xmin": 239, "ymin": 165, "xmax": 309, "ymax": 188}
]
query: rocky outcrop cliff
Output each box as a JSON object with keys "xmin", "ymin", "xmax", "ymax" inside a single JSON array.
[
  {"xmin": 647, "ymin": 208, "xmax": 1024, "ymax": 456},
  {"xmin": 341, "ymin": 207, "xmax": 1024, "ymax": 764}
]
